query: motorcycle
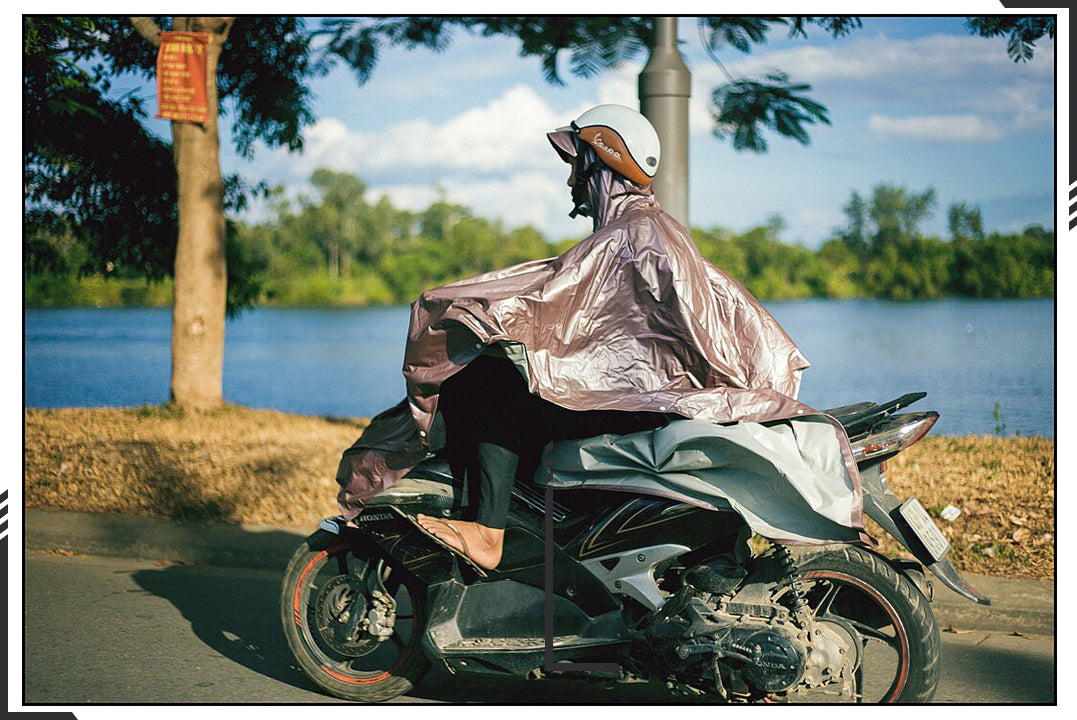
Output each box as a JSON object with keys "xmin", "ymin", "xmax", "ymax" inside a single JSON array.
[{"xmin": 280, "ymin": 391, "xmax": 989, "ymax": 703}]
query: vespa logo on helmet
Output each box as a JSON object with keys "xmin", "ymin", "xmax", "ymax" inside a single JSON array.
[{"xmin": 591, "ymin": 132, "xmax": 622, "ymax": 161}]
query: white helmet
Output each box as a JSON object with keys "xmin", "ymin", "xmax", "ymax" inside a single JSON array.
[{"xmin": 548, "ymin": 104, "xmax": 661, "ymax": 186}]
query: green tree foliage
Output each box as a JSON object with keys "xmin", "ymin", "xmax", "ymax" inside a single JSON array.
[
  {"xmin": 948, "ymin": 202, "xmax": 984, "ymax": 241},
  {"xmin": 29, "ymin": 172, "xmax": 1055, "ymax": 308},
  {"xmin": 23, "ymin": 16, "xmax": 319, "ymax": 314},
  {"xmin": 26, "ymin": 16, "xmax": 1054, "ymax": 315},
  {"xmin": 24, "ymin": 17, "xmax": 179, "ymax": 282},
  {"xmin": 867, "ymin": 184, "xmax": 938, "ymax": 246},
  {"xmin": 227, "ymin": 172, "xmax": 565, "ymax": 305},
  {"xmin": 949, "ymin": 226, "xmax": 1054, "ymax": 298},
  {"xmin": 832, "ymin": 184, "xmax": 1054, "ymax": 300}
]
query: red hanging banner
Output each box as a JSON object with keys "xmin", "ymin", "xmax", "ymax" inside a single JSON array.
[{"xmin": 155, "ymin": 31, "xmax": 210, "ymax": 124}]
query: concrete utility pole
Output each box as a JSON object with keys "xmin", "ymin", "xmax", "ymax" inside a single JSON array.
[{"xmin": 639, "ymin": 16, "xmax": 691, "ymax": 226}]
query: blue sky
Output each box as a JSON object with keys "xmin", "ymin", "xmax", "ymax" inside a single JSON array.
[{"xmin": 191, "ymin": 14, "xmax": 1058, "ymax": 247}]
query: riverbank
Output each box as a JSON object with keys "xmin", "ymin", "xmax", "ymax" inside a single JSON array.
[{"xmin": 23, "ymin": 405, "xmax": 1055, "ymax": 580}]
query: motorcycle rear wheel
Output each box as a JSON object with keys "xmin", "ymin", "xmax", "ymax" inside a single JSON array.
[
  {"xmin": 280, "ymin": 530, "xmax": 430, "ymax": 702},
  {"xmin": 790, "ymin": 545, "xmax": 941, "ymax": 703}
]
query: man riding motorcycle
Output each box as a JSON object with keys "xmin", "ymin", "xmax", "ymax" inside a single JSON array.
[
  {"xmin": 335, "ymin": 104, "xmax": 866, "ymax": 571},
  {"xmin": 295, "ymin": 106, "xmax": 985, "ymax": 703}
]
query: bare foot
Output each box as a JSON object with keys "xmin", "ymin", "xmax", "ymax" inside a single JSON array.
[{"xmin": 415, "ymin": 514, "xmax": 505, "ymax": 570}]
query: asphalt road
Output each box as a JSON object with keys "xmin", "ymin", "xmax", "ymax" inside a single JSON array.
[{"xmin": 20, "ymin": 551, "xmax": 1055, "ymax": 705}]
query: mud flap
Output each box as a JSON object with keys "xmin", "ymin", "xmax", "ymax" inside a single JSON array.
[{"xmin": 859, "ymin": 464, "xmax": 990, "ymax": 606}]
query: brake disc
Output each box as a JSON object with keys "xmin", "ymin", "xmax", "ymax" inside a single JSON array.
[{"xmin": 313, "ymin": 574, "xmax": 382, "ymax": 657}]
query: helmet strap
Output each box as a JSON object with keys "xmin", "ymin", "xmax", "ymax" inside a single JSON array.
[{"xmin": 568, "ymin": 147, "xmax": 597, "ymax": 219}]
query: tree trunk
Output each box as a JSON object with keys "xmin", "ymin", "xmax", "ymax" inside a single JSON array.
[
  {"xmin": 165, "ymin": 17, "xmax": 233, "ymax": 408},
  {"xmin": 130, "ymin": 16, "xmax": 234, "ymax": 409}
]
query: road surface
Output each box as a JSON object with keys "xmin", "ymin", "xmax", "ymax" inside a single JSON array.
[{"xmin": 20, "ymin": 551, "xmax": 1055, "ymax": 704}]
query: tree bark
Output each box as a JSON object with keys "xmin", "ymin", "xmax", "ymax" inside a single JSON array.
[{"xmin": 132, "ymin": 16, "xmax": 234, "ymax": 409}]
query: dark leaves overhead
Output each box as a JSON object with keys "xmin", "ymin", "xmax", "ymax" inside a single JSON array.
[
  {"xmin": 219, "ymin": 17, "xmax": 320, "ymax": 157},
  {"xmin": 694, "ymin": 16, "xmax": 860, "ymax": 152},
  {"xmin": 472, "ymin": 17, "xmax": 651, "ymax": 85},
  {"xmin": 318, "ymin": 17, "xmax": 453, "ymax": 85},
  {"xmin": 697, "ymin": 16, "xmax": 862, "ymax": 54},
  {"xmin": 317, "ymin": 16, "xmax": 650, "ymax": 87},
  {"xmin": 966, "ymin": 16, "xmax": 1054, "ymax": 63},
  {"xmin": 697, "ymin": 17, "xmax": 775, "ymax": 53},
  {"xmin": 24, "ymin": 17, "xmax": 177, "ymax": 280},
  {"xmin": 783, "ymin": 16, "xmax": 863, "ymax": 40},
  {"xmin": 710, "ymin": 72, "xmax": 830, "ymax": 153}
]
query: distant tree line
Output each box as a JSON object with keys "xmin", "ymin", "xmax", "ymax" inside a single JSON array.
[
  {"xmin": 694, "ymin": 184, "xmax": 1054, "ymax": 300},
  {"xmin": 25, "ymin": 171, "xmax": 1054, "ymax": 308}
]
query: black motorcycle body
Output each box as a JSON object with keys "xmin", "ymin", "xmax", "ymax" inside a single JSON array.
[{"xmin": 281, "ymin": 393, "xmax": 989, "ymax": 703}]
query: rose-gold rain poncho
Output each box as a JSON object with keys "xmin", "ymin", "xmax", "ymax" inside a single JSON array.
[{"xmin": 335, "ymin": 131, "xmax": 865, "ymax": 539}]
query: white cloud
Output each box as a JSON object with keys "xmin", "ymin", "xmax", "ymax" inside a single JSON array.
[
  {"xmin": 691, "ymin": 32, "xmax": 1054, "ymax": 143},
  {"xmin": 595, "ymin": 65, "xmax": 639, "ymax": 108},
  {"xmin": 868, "ymin": 113, "xmax": 1006, "ymax": 143},
  {"xmin": 363, "ymin": 54, "xmax": 533, "ymax": 101},
  {"xmin": 720, "ymin": 33, "xmax": 1053, "ymax": 86},
  {"xmin": 270, "ymin": 84, "xmax": 573, "ymax": 179},
  {"xmin": 249, "ymin": 83, "xmax": 609, "ymax": 238},
  {"xmin": 371, "ymin": 171, "xmax": 574, "ymax": 234}
]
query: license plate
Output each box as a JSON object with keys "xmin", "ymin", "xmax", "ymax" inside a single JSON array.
[{"xmin": 899, "ymin": 497, "xmax": 951, "ymax": 562}]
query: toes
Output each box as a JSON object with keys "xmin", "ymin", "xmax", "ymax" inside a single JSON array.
[
  {"xmin": 415, "ymin": 514, "xmax": 439, "ymax": 530},
  {"xmin": 414, "ymin": 516, "xmax": 459, "ymax": 546},
  {"xmin": 430, "ymin": 528, "xmax": 464, "ymax": 552}
]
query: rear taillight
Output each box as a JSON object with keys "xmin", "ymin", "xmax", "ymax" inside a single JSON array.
[{"xmin": 850, "ymin": 413, "xmax": 938, "ymax": 462}]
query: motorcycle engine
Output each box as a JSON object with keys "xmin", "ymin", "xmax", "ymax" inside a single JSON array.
[
  {"xmin": 660, "ymin": 600, "xmax": 807, "ymax": 695},
  {"xmin": 645, "ymin": 557, "xmax": 859, "ymax": 700}
]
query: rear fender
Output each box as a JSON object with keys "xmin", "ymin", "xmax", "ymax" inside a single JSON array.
[{"xmin": 859, "ymin": 463, "xmax": 991, "ymax": 606}]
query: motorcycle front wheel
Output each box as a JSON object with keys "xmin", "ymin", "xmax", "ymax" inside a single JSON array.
[
  {"xmin": 280, "ymin": 530, "xmax": 430, "ymax": 702},
  {"xmin": 789, "ymin": 545, "xmax": 941, "ymax": 703}
]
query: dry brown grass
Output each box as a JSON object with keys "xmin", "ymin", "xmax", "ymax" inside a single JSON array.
[
  {"xmin": 24, "ymin": 407, "xmax": 1054, "ymax": 579},
  {"xmin": 25, "ymin": 405, "xmax": 368, "ymax": 527},
  {"xmin": 877, "ymin": 435, "xmax": 1055, "ymax": 580}
]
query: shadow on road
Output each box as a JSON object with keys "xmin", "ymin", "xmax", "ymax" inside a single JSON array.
[
  {"xmin": 124, "ymin": 537, "xmax": 1055, "ymax": 705},
  {"xmin": 941, "ymin": 632, "xmax": 1056, "ymax": 703},
  {"xmin": 131, "ymin": 562, "xmax": 322, "ymax": 696},
  {"xmin": 126, "ymin": 552, "xmax": 703, "ymax": 704},
  {"xmin": 409, "ymin": 668, "xmax": 713, "ymax": 704},
  {"xmin": 128, "ymin": 560, "xmax": 698, "ymax": 704}
]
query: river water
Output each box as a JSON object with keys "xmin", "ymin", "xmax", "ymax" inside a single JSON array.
[{"xmin": 24, "ymin": 298, "xmax": 1055, "ymax": 437}]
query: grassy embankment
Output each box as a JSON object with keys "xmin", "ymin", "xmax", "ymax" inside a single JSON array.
[
  {"xmin": 23, "ymin": 274, "xmax": 394, "ymax": 309},
  {"xmin": 24, "ymin": 405, "xmax": 1054, "ymax": 580}
]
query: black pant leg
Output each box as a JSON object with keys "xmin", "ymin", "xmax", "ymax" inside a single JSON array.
[
  {"xmin": 474, "ymin": 441, "xmax": 520, "ymax": 529},
  {"xmin": 439, "ymin": 356, "xmax": 540, "ymax": 527},
  {"xmin": 440, "ymin": 355, "xmax": 669, "ymax": 528}
]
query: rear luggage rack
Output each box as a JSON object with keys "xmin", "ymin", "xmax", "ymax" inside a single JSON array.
[{"xmin": 825, "ymin": 392, "xmax": 928, "ymax": 440}]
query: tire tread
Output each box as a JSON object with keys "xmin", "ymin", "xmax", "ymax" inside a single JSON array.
[{"xmin": 799, "ymin": 545, "xmax": 940, "ymax": 703}]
